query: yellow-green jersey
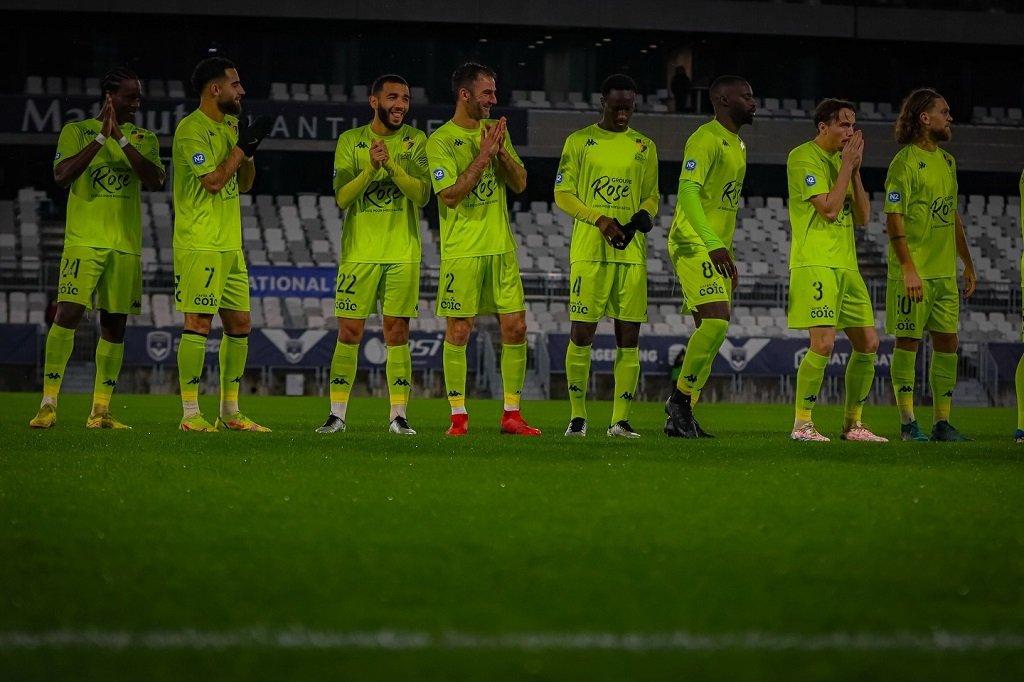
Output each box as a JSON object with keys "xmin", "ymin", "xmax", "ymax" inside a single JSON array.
[
  {"xmin": 883, "ymin": 145, "xmax": 958, "ymax": 280},
  {"xmin": 668, "ymin": 119, "xmax": 746, "ymax": 254},
  {"xmin": 554, "ymin": 124, "xmax": 659, "ymax": 265},
  {"xmin": 333, "ymin": 124, "xmax": 428, "ymax": 264},
  {"xmin": 426, "ymin": 119, "xmax": 521, "ymax": 259},
  {"xmin": 55, "ymin": 119, "xmax": 162, "ymax": 255},
  {"xmin": 172, "ymin": 109, "xmax": 242, "ymax": 252},
  {"xmin": 786, "ymin": 140, "xmax": 858, "ymax": 271}
]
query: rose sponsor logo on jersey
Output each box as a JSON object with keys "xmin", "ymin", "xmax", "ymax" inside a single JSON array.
[
  {"xmin": 929, "ymin": 195, "xmax": 955, "ymax": 225},
  {"xmin": 363, "ymin": 180, "xmax": 404, "ymax": 209},
  {"xmin": 90, "ymin": 165, "xmax": 133, "ymax": 194},
  {"xmin": 590, "ymin": 175, "xmax": 632, "ymax": 204},
  {"xmin": 720, "ymin": 180, "xmax": 742, "ymax": 210}
]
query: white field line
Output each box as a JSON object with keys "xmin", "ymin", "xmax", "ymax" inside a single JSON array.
[{"xmin": 0, "ymin": 629, "xmax": 1022, "ymax": 652}]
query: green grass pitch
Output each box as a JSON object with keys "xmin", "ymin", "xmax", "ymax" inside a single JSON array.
[{"xmin": 2, "ymin": 392, "xmax": 1023, "ymax": 681}]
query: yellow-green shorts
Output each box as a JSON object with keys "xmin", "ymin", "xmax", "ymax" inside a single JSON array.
[
  {"xmin": 57, "ymin": 245, "xmax": 142, "ymax": 315},
  {"xmin": 334, "ymin": 261, "xmax": 420, "ymax": 319},
  {"xmin": 788, "ymin": 266, "xmax": 875, "ymax": 329},
  {"xmin": 671, "ymin": 246, "xmax": 731, "ymax": 313},
  {"xmin": 885, "ymin": 276, "xmax": 959, "ymax": 338},
  {"xmin": 174, "ymin": 249, "xmax": 250, "ymax": 314},
  {"xmin": 568, "ymin": 260, "xmax": 648, "ymax": 323},
  {"xmin": 436, "ymin": 252, "xmax": 525, "ymax": 317}
]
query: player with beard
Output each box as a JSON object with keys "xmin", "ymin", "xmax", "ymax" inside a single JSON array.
[
  {"xmin": 554, "ymin": 74, "xmax": 659, "ymax": 438},
  {"xmin": 785, "ymin": 99, "xmax": 885, "ymax": 442},
  {"xmin": 664, "ymin": 75, "xmax": 755, "ymax": 438},
  {"xmin": 426, "ymin": 62, "xmax": 539, "ymax": 436},
  {"xmin": 884, "ymin": 88, "xmax": 976, "ymax": 442},
  {"xmin": 172, "ymin": 57, "xmax": 272, "ymax": 432},
  {"xmin": 30, "ymin": 66, "xmax": 165, "ymax": 429},
  {"xmin": 316, "ymin": 75, "xmax": 430, "ymax": 435}
]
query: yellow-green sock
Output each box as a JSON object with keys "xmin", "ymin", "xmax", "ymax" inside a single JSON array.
[
  {"xmin": 387, "ymin": 343, "xmax": 412, "ymax": 420},
  {"xmin": 565, "ymin": 340, "xmax": 591, "ymax": 420},
  {"xmin": 891, "ymin": 347, "xmax": 917, "ymax": 425},
  {"xmin": 795, "ymin": 349, "xmax": 829, "ymax": 424},
  {"xmin": 42, "ymin": 324, "xmax": 75, "ymax": 405},
  {"xmin": 501, "ymin": 342, "xmax": 527, "ymax": 411},
  {"xmin": 177, "ymin": 331, "xmax": 208, "ymax": 416},
  {"xmin": 219, "ymin": 333, "xmax": 248, "ymax": 417},
  {"xmin": 930, "ymin": 350, "xmax": 958, "ymax": 424},
  {"xmin": 611, "ymin": 346, "xmax": 640, "ymax": 424},
  {"xmin": 443, "ymin": 341, "xmax": 467, "ymax": 413},
  {"xmin": 329, "ymin": 342, "xmax": 359, "ymax": 420},
  {"xmin": 92, "ymin": 338, "xmax": 124, "ymax": 413},
  {"xmin": 843, "ymin": 351, "xmax": 876, "ymax": 428},
  {"xmin": 677, "ymin": 318, "xmax": 728, "ymax": 396}
]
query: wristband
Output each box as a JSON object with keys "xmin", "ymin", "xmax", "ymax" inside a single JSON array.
[
  {"xmin": 94, "ymin": 133, "xmax": 107, "ymax": 146},
  {"xmin": 117, "ymin": 136, "xmax": 130, "ymax": 148}
]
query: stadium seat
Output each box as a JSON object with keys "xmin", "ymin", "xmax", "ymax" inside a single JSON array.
[
  {"xmin": 167, "ymin": 80, "xmax": 185, "ymax": 98},
  {"xmin": 270, "ymin": 82, "xmax": 289, "ymax": 101}
]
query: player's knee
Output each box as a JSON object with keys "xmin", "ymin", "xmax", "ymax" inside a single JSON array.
[
  {"xmin": 185, "ymin": 315, "xmax": 213, "ymax": 336},
  {"xmin": 382, "ymin": 318, "xmax": 409, "ymax": 346},
  {"xmin": 53, "ymin": 302, "xmax": 85, "ymax": 329},
  {"xmin": 99, "ymin": 313, "xmax": 127, "ymax": 343},
  {"xmin": 810, "ymin": 338, "xmax": 835, "ymax": 356},
  {"xmin": 339, "ymin": 320, "xmax": 365, "ymax": 345},
  {"xmin": 502, "ymin": 318, "xmax": 527, "ymax": 343},
  {"xmin": 701, "ymin": 317, "xmax": 730, "ymax": 341},
  {"xmin": 446, "ymin": 320, "xmax": 473, "ymax": 345}
]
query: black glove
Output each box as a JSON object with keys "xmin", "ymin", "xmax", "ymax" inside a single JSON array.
[
  {"xmin": 624, "ymin": 209, "xmax": 653, "ymax": 234},
  {"xmin": 236, "ymin": 114, "xmax": 273, "ymax": 158},
  {"xmin": 610, "ymin": 219, "xmax": 635, "ymax": 250}
]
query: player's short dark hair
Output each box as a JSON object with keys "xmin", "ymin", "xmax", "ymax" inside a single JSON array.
[
  {"xmin": 451, "ymin": 62, "xmax": 496, "ymax": 98},
  {"xmin": 190, "ymin": 57, "xmax": 237, "ymax": 95},
  {"xmin": 371, "ymin": 74, "xmax": 409, "ymax": 96},
  {"xmin": 601, "ymin": 74, "xmax": 638, "ymax": 97},
  {"xmin": 102, "ymin": 66, "xmax": 139, "ymax": 95},
  {"xmin": 895, "ymin": 87, "xmax": 943, "ymax": 145},
  {"xmin": 813, "ymin": 98, "xmax": 856, "ymax": 127},
  {"xmin": 709, "ymin": 75, "xmax": 747, "ymax": 100}
]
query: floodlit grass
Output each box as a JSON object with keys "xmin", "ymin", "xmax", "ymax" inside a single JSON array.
[{"xmin": 2, "ymin": 392, "xmax": 1023, "ymax": 681}]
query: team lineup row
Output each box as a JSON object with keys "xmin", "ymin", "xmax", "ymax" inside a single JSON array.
[{"xmin": 28, "ymin": 58, "xmax": 1024, "ymax": 443}]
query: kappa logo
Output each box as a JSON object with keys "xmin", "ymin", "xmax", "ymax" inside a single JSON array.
[
  {"xmin": 186, "ymin": 376, "xmax": 201, "ymax": 385},
  {"xmin": 619, "ymin": 391, "xmax": 634, "ymax": 401},
  {"xmin": 685, "ymin": 159, "xmax": 697, "ymax": 171},
  {"xmin": 393, "ymin": 378, "xmax": 411, "ymax": 387},
  {"xmin": 102, "ymin": 379, "xmax": 116, "ymax": 387},
  {"xmin": 684, "ymin": 374, "xmax": 698, "ymax": 383},
  {"xmin": 454, "ymin": 139, "xmax": 465, "ymax": 147},
  {"xmin": 260, "ymin": 329, "xmax": 330, "ymax": 364},
  {"xmin": 568, "ymin": 384, "xmax": 582, "ymax": 393},
  {"xmin": 585, "ymin": 138, "xmax": 597, "ymax": 146},
  {"xmin": 804, "ymin": 395, "xmax": 817, "ymax": 403},
  {"xmin": 804, "ymin": 174, "xmax": 817, "ymax": 187},
  {"xmin": 888, "ymin": 191, "xmax": 901, "ymax": 203},
  {"xmin": 447, "ymin": 390, "xmax": 462, "ymax": 398},
  {"xmin": 145, "ymin": 331, "xmax": 173, "ymax": 361},
  {"xmin": 718, "ymin": 338, "xmax": 770, "ymax": 372},
  {"xmin": 230, "ymin": 376, "xmax": 242, "ymax": 384},
  {"xmin": 943, "ymin": 390, "xmax": 954, "ymax": 398},
  {"xmin": 918, "ymin": 161, "xmax": 927, "ymax": 170},
  {"xmin": 331, "ymin": 378, "xmax": 350, "ymax": 386},
  {"xmin": 192, "ymin": 152, "xmax": 206, "ymax": 166},
  {"xmin": 898, "ymin": 385, "xmax": 914, "ymax": 393},
  {"xmin": 45, "ymin": 372, "xmax": 61, "ymax": 380},
  {"xmin": 355, "ymin": 141, "xmax": 369, "ymax": 149},
  {"xmin": 433, "ymin": 169, "xmax": 445, "ymax": 181}
]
